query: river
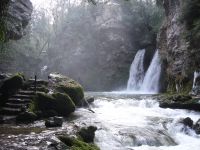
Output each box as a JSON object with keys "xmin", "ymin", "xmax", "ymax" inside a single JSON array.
[{"xmin": 0, "ymin": 92, "xmax": 200, "ymax": 150}]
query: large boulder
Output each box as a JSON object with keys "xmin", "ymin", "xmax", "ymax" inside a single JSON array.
[
  {"xmin": 31, "ymin": 92, "xmax": 75, "ymax": 117},
  {"xmin": 49, "ymin": 73, "xmax": 84, "ymax": 106},
  {"xmin": 0, "ymin": 74, "xmax": 24, "ymax": 95},
  {"xmin": 0, "ymin": 0, "xmax": 33, "ymax": 41}
]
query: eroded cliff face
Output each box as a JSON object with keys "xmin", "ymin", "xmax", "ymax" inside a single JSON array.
[
  {"xmin": 0, "ymin": 0, "xmax": 33, "ymax": 40},
  {"xmin": 157, "ymin": 0, "xmax": 200, "ymax": 92}
]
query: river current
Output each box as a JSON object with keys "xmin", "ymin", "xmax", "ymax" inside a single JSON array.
[{"xmin": 0, "ymin": 92, "xmax": 200, "ymax": 150}]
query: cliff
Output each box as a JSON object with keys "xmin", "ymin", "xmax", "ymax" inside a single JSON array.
[
  {"xmin": 157, "ymin": 0, "xmax": 200, "ymax": 93},
  {"xmin": 0, "ymin": 0, "xmax": 33, "ymax": 40}
]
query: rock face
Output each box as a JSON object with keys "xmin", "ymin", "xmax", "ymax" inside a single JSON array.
[
  {"xmin": 157, "ymin": 0, "xmax": 200, "ymax": 92},
  {"xmin": 0, "ymin": 0, "xmax": 33, "ymax": 40}
]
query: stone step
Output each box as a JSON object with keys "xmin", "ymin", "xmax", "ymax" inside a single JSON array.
[
  {"xmin": 29, "ymin": 87, "xmax": 48, "ymax": 92},
  {"xmin": 0, "ymin": 107, "xmax": 22, "ymax": 115},
  {"xmin": 18, "ymin": 90, "xmax": 35, "ymax": 96},
  {"xmin": 28, "ymin": 79, "xmax": 49, "ymax": 85},
  {"xmin": 12, "ymin": 94, "xmax": 33, "ymax": 99},
  {"xmin": 5, "ymin": 103, "xmax": 25, "ymax": 109},
  {"xmin": 7, "ymin": 98, "xmax": 32, "ymax": 104}
]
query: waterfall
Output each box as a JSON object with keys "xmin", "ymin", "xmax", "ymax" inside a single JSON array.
[
  {"xmin": 193, "ymin": 71, "xmax": 200, "ymax": 88},
  {"xmin": 140, "ymin": 50, "xmax": 161, "ymax": 93},
  {"xmin": 127, "ymin": 50, "xmax": 161, "ymax": 94},
  {"xmin": 127, "ymin": 49, "xmax": 146, "ymax": 91}
]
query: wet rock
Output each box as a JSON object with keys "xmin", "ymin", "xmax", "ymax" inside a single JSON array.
[
  {"xmin": 179, "ymin": 117, "xmax": 193, "ymax": 128},
  {"xmin": 193, "ymin": 119, "xmax": 200, "ymax": 134},
  {"xmin": 82, "ymin": 97, "xmax": 95, "ymax": 107},
  {"xmin": 78, "ymin": 126, "xmax": 97, "ymax": 143},
  {"xmin": 0, "ymin": 0, "xmax": 33, "ymax": 40},
  {"xmin": 159, "ymin": 95, "xmax": 200, "ymax": 111},
  {"xmin": 16, "ymin": 111, "xmax": 37, "ymax": 123},
  {"xmin": 45, "ymin": 116, "xmax": 63, "ymax": 128}
]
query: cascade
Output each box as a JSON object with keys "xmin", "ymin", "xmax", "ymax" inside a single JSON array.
[
  {"xmin": 127, "ymin": 50, "xmax": 161, "ymax": 93},
  {"xmin": 140, "ymin": 50, "xmax": 161, "ymax": 93},
  {"xmin": 127, "ymin": 49, "xmax": 146, "ymax": 91}
]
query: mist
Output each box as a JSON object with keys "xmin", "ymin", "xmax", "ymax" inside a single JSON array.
[{"xmin": 0, "ymin": 0, "xmax": 163, "ymax": 91}]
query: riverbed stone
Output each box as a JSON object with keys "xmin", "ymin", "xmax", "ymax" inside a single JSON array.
[
  {"xmin": 179, "ymin": 117, "xmax": 193, "ymax": 128},
  {"xmin": 45, "ymin": 116, "xmax": 63, "ymax": 128},
  {"xmin": 78, "ymin": 126, "xmax": 97, "ymax": 143}
]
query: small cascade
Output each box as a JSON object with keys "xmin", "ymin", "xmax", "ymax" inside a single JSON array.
[
  {"xmin": 140, "ymin": 50, "xmax": 161, "ymax": 93},
  {"xmin": 127, "ymin": 49, "xmax": 146, "ymax": 91},
  {"xmin": 193, "ymin": 71, "xmax": 200, "ymax": 88},
  {"xmin": 127, "ymin": 50, "xmax": 162, "ymax": 94}
]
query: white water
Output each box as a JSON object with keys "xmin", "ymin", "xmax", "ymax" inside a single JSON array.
[
  {"xmin": 127, "ymin": 49, "xmax": 146, "ymax": 91},
  {"xmin": 77, "ymin": 93, "xmax": 200, "ymax": 150},
  {"xmin": 127, "ymin": 50, "xmax": 161, "ymax": 94},
  {"xmin": 140, "ymin": 50, "xmax": 161, "ymax": 93},
  {"xmin": 193, "ymin": 71, "xmax": 200, "ymax": 88}
]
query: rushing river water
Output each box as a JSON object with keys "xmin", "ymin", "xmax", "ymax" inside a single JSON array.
[{"xmin": 0, "ymin": 92, "xmax": 200, "ymax": 150}]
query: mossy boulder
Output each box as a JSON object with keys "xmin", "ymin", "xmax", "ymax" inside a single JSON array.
[
  {"xmin": 58, "ymin": 136, "xmax": 100, "ymax": 150},
  {"xmin": 0, "ymin": 74, "xmax": 24, "ymax": 95},
  {"xmin": 31, "ymin": 92, "xmax": 75, "ymax": 117},
  {"xmin": 49, "ymin": 73, "xmax": 84, "ymax": 106}
]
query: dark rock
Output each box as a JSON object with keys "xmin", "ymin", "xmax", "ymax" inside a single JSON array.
[
  {"xmin": 193, "ymin": 119, "xmax": 200, "ymax": 134},
  {"xmin": 0, "ymin": 74, "xmax": 24, "ymax": 95},
  {"xmin": 16, "ymin": 111, "xmax": 37, "ymax": 123},
  {"xmin": 45, "ymin": 116, "xmax": 63, "ymax": 128},
  {"xmin": 0, "ymin": 116, "xmax": 4, "ymax": 124},
  {"xmin": 82, "ymin": 97, "xmax": 95, "ymax": 107},
  {"xmin": 43, "ymin": 110, "xmax": 58, "ymax": 118},
  {"xmin": 78, "ymin": 126, "xmax": 97, "ymax": 143},
  {"xmin": 180, "ymin": 117, "xmax": 193, "ymax": 128},
  {"xmin": 0, "ymin": 0, "xmax": 33, "ymax": 40}
]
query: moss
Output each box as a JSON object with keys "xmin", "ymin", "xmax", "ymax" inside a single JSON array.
[
  {"xmin": 52, "ymin": 92, "xmax": 75, "ymax": 116},
  {"xmin": 56, "ymin": 81, "xmax": 84, "ymax": 106},
  {"xmin": 58, "ymin": 136, "xmax": 100, "ymax": 150},
  {"xmin": 30, "ymin": 92, "xmax": 75, "ymax": 117},
  {"xmin": 0, "ymin": 73, "xmax": 24, "ymax": 95}
]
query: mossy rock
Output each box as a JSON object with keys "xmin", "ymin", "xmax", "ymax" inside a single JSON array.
[
  {"xmin": 52, "ymin": 92, "xmax": 76, "ymax": 116},
  {"xmin": 0, "ymin": 73, "xmax": 24, "ymax": 95},
  {"xmin": 49, "ymin": 73, "xmax": 84, "ymax": 106},
  {"xmin": 58, "ymin": 136, "xmax": 100, "ymax": 150},
  {"xmin": 56, "ymin": 82, "xmax": 84, "ymax": 106},
  {"xmin": 31, "ymin": 92, "xmax": 75, "ymax": 117}
]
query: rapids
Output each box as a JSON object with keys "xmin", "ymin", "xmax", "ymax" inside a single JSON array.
[{"xmin": 0, "ymin": 92, "xmax": 200, "ymax": 150}]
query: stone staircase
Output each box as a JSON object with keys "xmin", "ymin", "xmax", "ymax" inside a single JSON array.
[{"xmin": 0, "ymin": 79, "xmax": 48, "ymax": 123}]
